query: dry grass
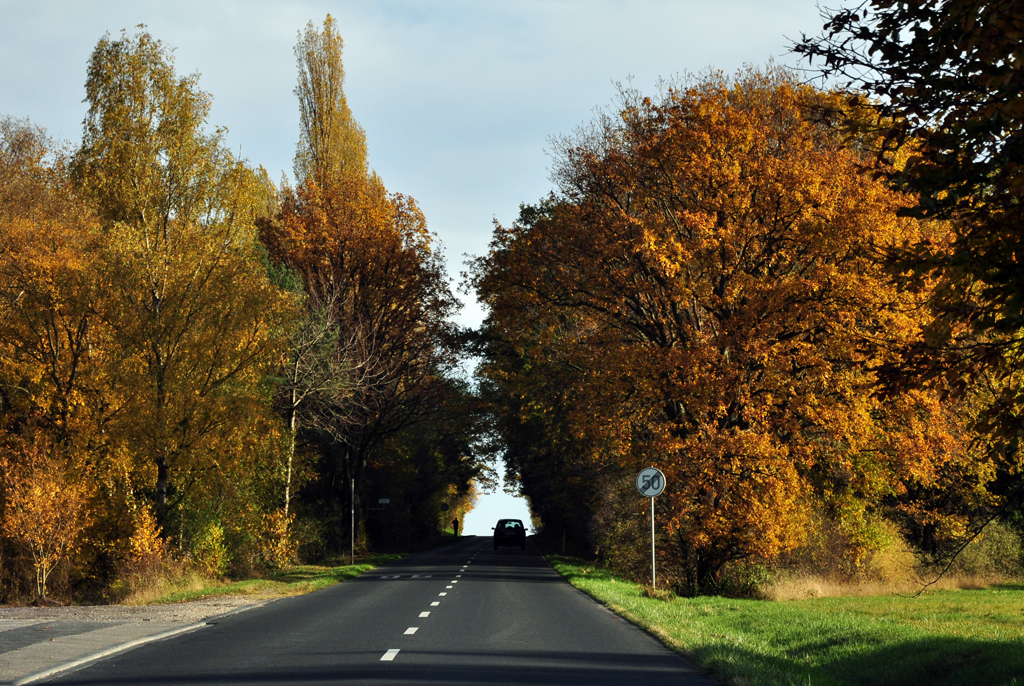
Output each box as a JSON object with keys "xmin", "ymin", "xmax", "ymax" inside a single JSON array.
[
  {"xmin": 763, "ymin": 520, "xmax": 1023, "ymax": 600},
  {"xmin": 113, "ymin": 557, "xmax": 219, "ymax": 606},
  {"xmin": 108, "ymin": 554, "xmax": 402, "ymax": 606},
  {"xmin": 763, "ymin": 572, "xmax": 1009, "ymax": 600}
]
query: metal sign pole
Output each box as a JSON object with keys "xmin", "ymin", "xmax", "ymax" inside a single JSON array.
[
  {"xmin": 350, "ymin": 476, "xmax": 355, "ymax": 566},
  {"xmin": 636, "ymin": 466, "xmax": 665, "ymax": 590},
  {"xmin": 650, "ymin": 495, "xmax": 656, "ymax": 588}
]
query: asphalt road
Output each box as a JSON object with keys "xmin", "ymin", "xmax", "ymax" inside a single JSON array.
[{"xmin": 47, "ymin": 536, "xmax": 716, "ymax": 685}]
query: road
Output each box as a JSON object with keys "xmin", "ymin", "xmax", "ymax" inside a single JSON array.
[{"xmin": 46, "ymin": 536, "xmax": 716, "ymax": 685}]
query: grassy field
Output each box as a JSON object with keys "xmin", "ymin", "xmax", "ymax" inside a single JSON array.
[
  {"xmin": 131, "ymin": 554, "xmax": 402, "ymax": 605},
  {"xmin": 548, "ymin": 556, "xmax": 1024, "ymax": 686}
]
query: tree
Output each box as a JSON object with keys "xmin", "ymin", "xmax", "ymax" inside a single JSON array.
[
  {"xmin": 275, "ymin": 275, "xmax": 381, "ymax": 519},
  {"xmin": 261, "ymin": 18, "xmax": 460, "ymax": 554},
  {"xmin": 0, "ymin": 436, "xmax": 90, "ymax": 601},
  {"xmin": 293, "ymin": 15, "xmax": 368, "ymax": 186},
  {"xmin": 72, "ymin": 29, "xmax": 294, "ymax": 531},
  {"xmin": 0, "ymin": 117, "xmax": 110, "ymax": 448},
  {"xmin": 262, "ymin": 175, "xmax": 459, "ymax": 551},
  {"xmin": 362, "ymin": 377, "xmax": 484, "ymax": 548},
  {"xmin": 473, "ymin": 68, "xmax": 984, "ymax": 593},
  {"xmin": 794, "ymin": 1, "xmax": 1024, "ymax": 462}
]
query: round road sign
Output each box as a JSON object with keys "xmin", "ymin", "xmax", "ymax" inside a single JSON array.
[{"xmin": 636, "ymin": 467, "xmax": 666, "ymax": 497}]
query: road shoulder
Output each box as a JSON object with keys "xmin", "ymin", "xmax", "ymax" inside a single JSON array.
[{"xmin": 0, "ymin": 597, "xmax": 265, "ymax": 685}]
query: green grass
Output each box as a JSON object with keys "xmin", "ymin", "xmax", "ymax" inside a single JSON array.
[
  {"xmin": 548, "ymin": 555, "xmax": 1024, "ymax": 686},
  {"xmin": 149, "ymin": 554, "xmax": 402, "ymax": 605}
]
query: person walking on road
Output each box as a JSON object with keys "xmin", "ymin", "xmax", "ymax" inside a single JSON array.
[{"xmin": 452, "ymin": 518, "xmax": 459, "ymax": 536}]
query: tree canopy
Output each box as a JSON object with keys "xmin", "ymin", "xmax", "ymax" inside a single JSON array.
[
  {"xmin": 794, "ymin": 0, "xmax": 1024, "ymax": 463},
  {"xmin": 473, "ymin": 68, "xmax": 992, "ymax": 592}
]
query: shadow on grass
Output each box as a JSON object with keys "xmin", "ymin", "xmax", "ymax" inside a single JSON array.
[
  {"xmin": 695, "ymin": 634, "xmax": 1024, "ymax": 686},
  {"xmin": 547, "ymin": 556, "xmax": 619, "ymax": 583},
  {"xmin": 985, "ymin": 581, "xmax": 1024, "ymax": 592},
  {"xmin": 259, "ymin": 553, "xmax": 403, "ymax": 586},
  {"xmin": 151, "ymin": 554, "xmax": 403, "ymax": 604},
  {"xmin": 548, "ymin": 555, "xmax": 1024, "ymax": 686}
]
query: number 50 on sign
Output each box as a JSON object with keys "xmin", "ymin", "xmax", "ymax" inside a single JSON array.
[{"xmin": 636, "ymin": 467, "xmax": 665, "ymax": 497}]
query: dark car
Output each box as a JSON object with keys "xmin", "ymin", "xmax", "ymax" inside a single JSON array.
[{"xmin": 493, "ymin": 518, "xmax": 527, "ymax": 550}]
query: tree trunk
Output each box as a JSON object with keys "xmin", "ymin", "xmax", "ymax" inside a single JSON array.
[
  {"xmin": 285, "ymin": 393, "xmax": 297, "ymax": 519},
  {"xmin": 155, "ymin": 453, "xmax": 169, "ymax": 532}
]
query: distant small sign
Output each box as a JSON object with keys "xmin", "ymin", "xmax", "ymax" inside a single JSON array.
[
  {"xmin": 636, "ymin": 467, "xmax": 666, "ymax": 497},
  {"xmin": 379, "ymin": 499, "xmax": 390, "ymax": 504}
]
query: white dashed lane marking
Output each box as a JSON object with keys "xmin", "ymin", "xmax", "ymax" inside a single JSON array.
[
  {"xmin": 404, "ymin": 627, "xmax": 418, "ymax": 635},
  {"xmin": 446, "ymin": 585, "xmax": 453, "ymax": 589},
  {"xmin": 419, "ymin": 612, "xmax": 430, "ymax": 617},
  {"xmin": 431, "ymin": 601, "xmax": 439, "ymax": 606},
  {"xmin": 439, "ymin": 592, "xmax": 447, "ymax": 596},
  {"xmin": 381, "ymin": 649, "xmax": 400, "ymax": 662}
]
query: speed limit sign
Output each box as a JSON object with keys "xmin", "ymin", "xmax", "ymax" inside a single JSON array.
[
  {"xmin": 636, "ymin": 467, "xmax": 665, "ymax": 497},
  {"xmin": 636, "ymin": 466, "xmax": 666, "ymax": 589}
]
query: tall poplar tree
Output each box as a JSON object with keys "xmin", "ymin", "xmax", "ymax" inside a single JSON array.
[
  {"xmin": 261, "ymin": 16, "xmax": 461, "ymax": 553},
  {"xmin": 293, "ymin": 15, "xmax": 368, "ymax": 186}
]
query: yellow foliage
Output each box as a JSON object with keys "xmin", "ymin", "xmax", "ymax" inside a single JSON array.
[
  {"xmin": 0, "ymin": 437, "xmax": 90, "ymax": 600},
  {"xmin": 128, "ymin": 505, "xmax": 163, "ymax": 565}
]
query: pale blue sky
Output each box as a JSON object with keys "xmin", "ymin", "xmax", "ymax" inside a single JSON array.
[{"xmin": 1, "ymin": 0, "xmax": 830, "ymax": 534}]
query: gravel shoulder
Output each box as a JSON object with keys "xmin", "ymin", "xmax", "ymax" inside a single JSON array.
[
  {"xmin": 0, "ymin": 595, "xmax": 262, "ymax": 625},
  {"xmin": 0, "ymin": 597, "xmax": 268, "ymax": 685}
]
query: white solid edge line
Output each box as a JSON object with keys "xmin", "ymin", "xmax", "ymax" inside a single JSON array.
[
  {"xmin": 381, "ymin": 649, "xmax": 400, "ymax": 661},
  {"xmin": 11, "ymin": 601, "xmax": 270, "ymax": 686},
  {"xmin": 12, "ymin": 622, "xmax": 206, "ymax": 686},
  {"xmin": 404, "ymin": 627, "xmax": 418, "ymax": 635}
]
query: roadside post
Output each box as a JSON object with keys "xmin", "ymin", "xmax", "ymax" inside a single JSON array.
[{"xmin": 635, "ymin": 467, "xmax": 666, "ymax": 588}]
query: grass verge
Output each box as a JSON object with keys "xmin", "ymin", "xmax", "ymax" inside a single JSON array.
[
  {"xmin": 131, "ymin": 554, "xmax": 402, "ymax": 606},
  {"xmin": 547, "ymin": 555, "xmax": 1024, "ymax": 686}
]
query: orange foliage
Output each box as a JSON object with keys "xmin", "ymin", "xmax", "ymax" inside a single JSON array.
[
  {"xmin": 260, "ymin": 173, "xmax": 458, "ymax": 506},
  {"xmin": 474, "ymin": 68, "xmax": 990, "ymax": 592}
]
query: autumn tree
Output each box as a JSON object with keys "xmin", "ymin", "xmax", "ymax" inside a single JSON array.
[
  {"xmin": 0, "ymin": 117, "xmax": 110, "ymax": 448},
  {"xmin": 293, "ymin": 15, "xmax": 368, "ymax": 185},
  {"xmin": 262, "ymin": 175, "xmax": 459, "ymax": 550},
  {"xmin": 0, "ymin": 118, "xmax": 112, "ymax": 598},
  {"xmin": 0, "ymin": 436, "xmax": 91, "ymax": 601},
  {"xmin": 260, "ymin": 17, "xmax": 462, "ymax": 553},
  {"xmin": 275, "ymin": 274, "xmax": 382, "ymax": 521},
  {"xmin": 794, "ymin": 1, "xmax": 1024, "ymax": 482},
  {"xmin": 473, "ymin": 68, "xmax": 987, "ymax": 593},
  {"xmin": 72, "ymin": 29, "xmax": 294, "ymax": 532}
]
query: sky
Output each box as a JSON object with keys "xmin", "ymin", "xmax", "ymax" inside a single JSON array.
[{"xmin": 1, "ymin": 0, "xmax": 831, "ymax": 536}]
